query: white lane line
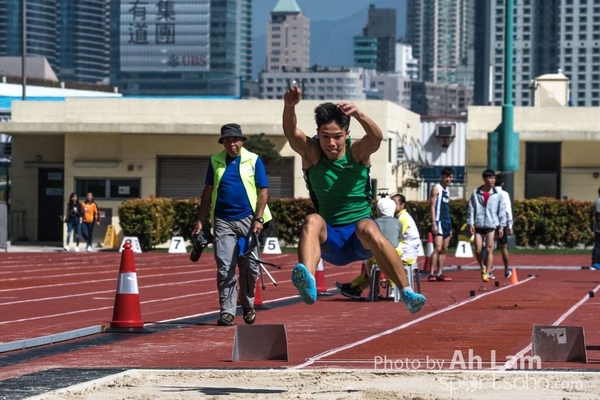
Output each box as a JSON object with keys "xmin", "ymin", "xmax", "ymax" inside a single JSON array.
[
  {"xmin": 290, "ymin": 275, "xmax": 537, "ymax": 370},
  {"xmin": 0, "ymin": 262, "xmax": 207, "ymax": 277},
  {"xmin": 154, "ymin": 310, "xmax": 219, "ymax": 324},
  {"xmin": 501, "ymin": 282, "xmax": 600, "ymax": 370},
  {"xmin": 0, "ymin": 254, "xmax": 294, "ymax": 275},
  {"xmin": 0, "ymin": 271, "xmax": 197, "ymax": 294},
  {"xmin": 1, "ymin": 265, "xmax": 207, "ymax": 282},
  {"xmin": 0, "ymin": 264, "xmax": 293, "ymax": 294},
  {"xmin": 0, "ymin": 277, "xmax": 215, "ymax": 307},
  {"xmin": 450, "ymin": 265, "xmax": 591, "ymax": 271},
  {"xmin": 0, "ymin": 272, "xmax": 349, "ymax": 326},
  {"xmin": 151, "ymin": 294, "xmax": 301, "ymax": 325},
  {"xmin": 0, "ymin": 292, "xmax": 218, "ymax": 326}
]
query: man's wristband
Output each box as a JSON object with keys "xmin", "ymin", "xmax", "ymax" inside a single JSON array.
[{"xmin": 254, "ymin": 217, "xmax": 264, "ymax": 224}]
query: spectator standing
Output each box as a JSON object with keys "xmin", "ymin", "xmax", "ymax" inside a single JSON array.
[
  {"xmin": 64, "ymin": 192, "xmax": 82, "ymax": 252},
  {"xmin": 81, "ymin": 192, "xmax": 100, "ymax": 252}
]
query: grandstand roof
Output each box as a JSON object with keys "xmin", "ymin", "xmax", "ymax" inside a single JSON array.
[{"xmin": 0, "ymin": 93, "xmax": 237, "ymax": 111}]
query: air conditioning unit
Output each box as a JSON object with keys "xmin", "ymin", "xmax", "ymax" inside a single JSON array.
[{"xmin": 435, "ymin": 123, "xmax": 456, "ymax": 138}]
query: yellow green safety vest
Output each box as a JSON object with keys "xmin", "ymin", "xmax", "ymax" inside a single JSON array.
[{"xmin": 210, "ymin": 147, "xmax": 272, "ymax": 225}]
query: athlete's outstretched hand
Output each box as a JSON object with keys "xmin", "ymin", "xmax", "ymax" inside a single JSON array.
[{"xmin": 284, "ymin": 86, "xmax": 301, "ymax": 107}]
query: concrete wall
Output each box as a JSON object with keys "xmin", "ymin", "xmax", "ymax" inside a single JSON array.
[
  {"xmin": 466, "ymin": 106, "xmax": 600, "ymax": 201},
  {"xmin": 8, "ymin": 98, "xmax": 421, "ymax": 242}
]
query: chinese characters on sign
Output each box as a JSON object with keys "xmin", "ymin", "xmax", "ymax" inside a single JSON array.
[
  {"xmin": 156, "ymin": 0, "xmax": 175, "ymax": 44},
  {"xmin": 128, "ymin": 0, "xmax": 149, "ymax": 44},
  {"xmin": 121, "ymin": 0, "xmax": 210, "ymax": 72},
  {"xmin": 129, "ymin": 0, "xmax": 175, "ymax": 44}
]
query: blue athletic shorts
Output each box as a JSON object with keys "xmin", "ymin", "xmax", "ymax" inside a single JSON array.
[
  {"xmin": 320, "ymin": 221, "xmax": 373, "ymax": 266},
  {"xmin": 436, "ymin": 221, "xmax": 452, "ymax": 239}
]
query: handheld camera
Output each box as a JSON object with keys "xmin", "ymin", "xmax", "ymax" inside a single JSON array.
[{"xmin": 190, "ymin": 227, "xmax": 214, "ymax": 262}]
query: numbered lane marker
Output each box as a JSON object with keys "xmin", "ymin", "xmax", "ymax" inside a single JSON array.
[
  {"xmin": 262, "ymin": 237, "xmax": 282, "ymax": 254},
  {"xmin": 168, "ymin": 236, "xmax": 188, "ymax": 254},
  {"xmin": 455, "ymin": 240, "xmax": 473, "ymax": 258},
  {"xmin": 119, "ymin": 237, "xmax": 142, "ymax": 253}
]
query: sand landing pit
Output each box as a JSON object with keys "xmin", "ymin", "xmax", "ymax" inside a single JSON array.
[{"xmin": 25, "ymin": 369, "xmax": 600, "ymax": 399}]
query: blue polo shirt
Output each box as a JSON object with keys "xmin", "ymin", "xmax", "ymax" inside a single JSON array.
[{"xmin": 205, "ymin": 155, "xmax": 268, "ymax": 221}]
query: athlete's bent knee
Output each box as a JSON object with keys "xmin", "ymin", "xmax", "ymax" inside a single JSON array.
[
  {"xmin": 301, "ymin": 214, "xmax": 325, "ymax": 236},
  {"xmin": 355, "ymin": 220, "xmax": 380, "ymax": 243}
]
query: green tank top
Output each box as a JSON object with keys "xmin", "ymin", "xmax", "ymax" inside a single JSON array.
[{"xmin": 304, "ymin": 137, "xmax": 373, "ymax": 226}]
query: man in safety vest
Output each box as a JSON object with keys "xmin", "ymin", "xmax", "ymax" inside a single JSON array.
[{"xmin": 193, "ymin": 123, "xmax": 271, "ymax": 326}]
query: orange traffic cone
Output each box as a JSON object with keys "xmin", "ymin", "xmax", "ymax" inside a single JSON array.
[
  {"xmin": 106, "ymin": 242, "xmax": 152, "ymax": 333},
  {"xmin": 316, "ymin": 259, "xmax": 331, "ymax": 296},
  {"xmin": 509, "ymin": 268, "xmax": 519, "ymax": 284},
  {"xmin": 254, "ymin": 279, "xmax": 263, "ymax": 307},
  {"xmin": 422, "ymin": 232, "xmax": 434, "ymax": 273},
  {"xmin": 237, "ymin": 279, "xmax": 263, "ymax": 307}
]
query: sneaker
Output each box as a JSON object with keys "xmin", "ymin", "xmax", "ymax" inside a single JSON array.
[
  {"xmin": 63, "ymin": 245, "xmax": 70, "ymax": 252},
  {"xmin": 436, "ymin": 274, "xmax": 452, "ymax": 282},
  {"xmin": 505, "ymin": 269, "xmax": 512, "ymax": 279},
  {"xmin": 591, "ymin": 264, "xmax": 600, "ymax": 270},
  {"xmin": 74, "ymin": 247, "xmax": 80, "ymax": 253},
  {"xmin": 86, "ymin": 245, "xmax": 92, "ymax": 252},
  {"xmin": 401, "ymin": 289, "xmax": 427, "ymax": 314},
  {"xmin": 217, "ymin": 312, "xmax": 234, "ymax": 326},
  {"xmin": 488, "ymin": 272, "xmax": 495, "ymax": 280},
  {"xmin": 291, "ymin": 263, "xmax": 317, "ymax": 305},
  {"xmin": 339, "ymin": 285, "xmax": 363, "ymax": 300},
  {"xmin": 427, "ymin": 274, "xmax": 437, "ymax": 282},
  {"xmin": 242, "ymin": 307, "xmax": 256, "ymax": 325},
  {"xmin": 481, "ymin": 273, "xmax": 490, "ymax": 282},
  {"xmin": 335, "ymin": 281, "xmax": 362, "ymax": 297},
  {"xmin": 335, "ymin": 281, "xmax": 352, "ymax": 291}
]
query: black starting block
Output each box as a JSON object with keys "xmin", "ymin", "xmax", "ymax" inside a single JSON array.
[
  {"xmin": 232, "ymin": 324, "xmax": 288, "ymax": 361},
  {"xmin": 531, "ymin": 325, "xmax": 587, "ymax": 363}
]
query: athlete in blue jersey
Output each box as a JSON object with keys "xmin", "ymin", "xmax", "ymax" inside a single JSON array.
[{"xmin": 428, "ymin": 167, "xmax": 454, "ymax": 282}]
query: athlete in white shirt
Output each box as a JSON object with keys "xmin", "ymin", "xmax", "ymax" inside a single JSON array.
[{"xmin": 495, "ymin": 174, "xmax": 513, "ymax": 279}]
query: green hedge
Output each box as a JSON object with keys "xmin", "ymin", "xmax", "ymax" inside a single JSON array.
[
  {"xmin": 512, "ymin": 198, "xmax": 593, "ymax": 247},
  {"xmin": 118, "ymin": 197, "xmax": 595, "ymax": 251},
  {"xmin": 406, "ymin": 198, "xmax": 594, "ymax": 248},
  {"xmin": 118, "ymin": 198, "xmax": 177, "ymax": 251}
]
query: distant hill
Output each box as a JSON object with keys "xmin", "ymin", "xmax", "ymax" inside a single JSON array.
[{"xmin": 252, "ymin": 0, "xmax": 406, "ymax": 79}]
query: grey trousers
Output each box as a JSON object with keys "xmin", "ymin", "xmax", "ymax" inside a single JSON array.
[{"xmin": 214, "ymin": 216, "xmax": 258, "ymax": 316}]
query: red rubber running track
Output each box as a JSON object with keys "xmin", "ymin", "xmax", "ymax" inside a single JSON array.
[{"xmin": 0, "ymin": 250, "xmax": 599, "ymax": 381}]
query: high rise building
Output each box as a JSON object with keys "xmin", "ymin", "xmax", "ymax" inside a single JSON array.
[
  {"xmin": 111, "ymin": 0, "xmax": 252, "ymax": 96},
  {"xmin": 354, "ymin": 37, "xmax": 378, "ymax": 71},
  {"xmin": 395, "ymin": 42, "xmax": 419, "ymax": 80},
  {"xmin": 240, "ymin": 0, "xmax": 252, "ymax": 81},
  {"xmin": 406, "ymin": 0, "xmax": 474, "ymax": 84},
  {"xmin": 366, "ymin": 72, "xmax": 412, "ymax": 109},
  {"xmin": 475, "ymin": 0, "xmax": 600, "ymax": 107},
  {"xmin": 354, "ymin": 4, "xmax": 397, "ymax": 73},
  {"xmin": 0, "ymin": 0, "xmax": 110, "ymax": 84},
  {"xmin": 474, "ymin": 0, "xmax": 562, "ymax": 106},
  {"xmin": 557, "ymin": 0, "xmax": 600, "ymax": 107},
  {"xmin": 259, "ymin": 67, "xmax": 367, "ymax": 100},
  {"xmin": 266, "ymin": 0, "xmax": 310, "ymax": 72},
  {"xmin": 411, "ymin": 81, "xmax": 473, "ymax": 116}
]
